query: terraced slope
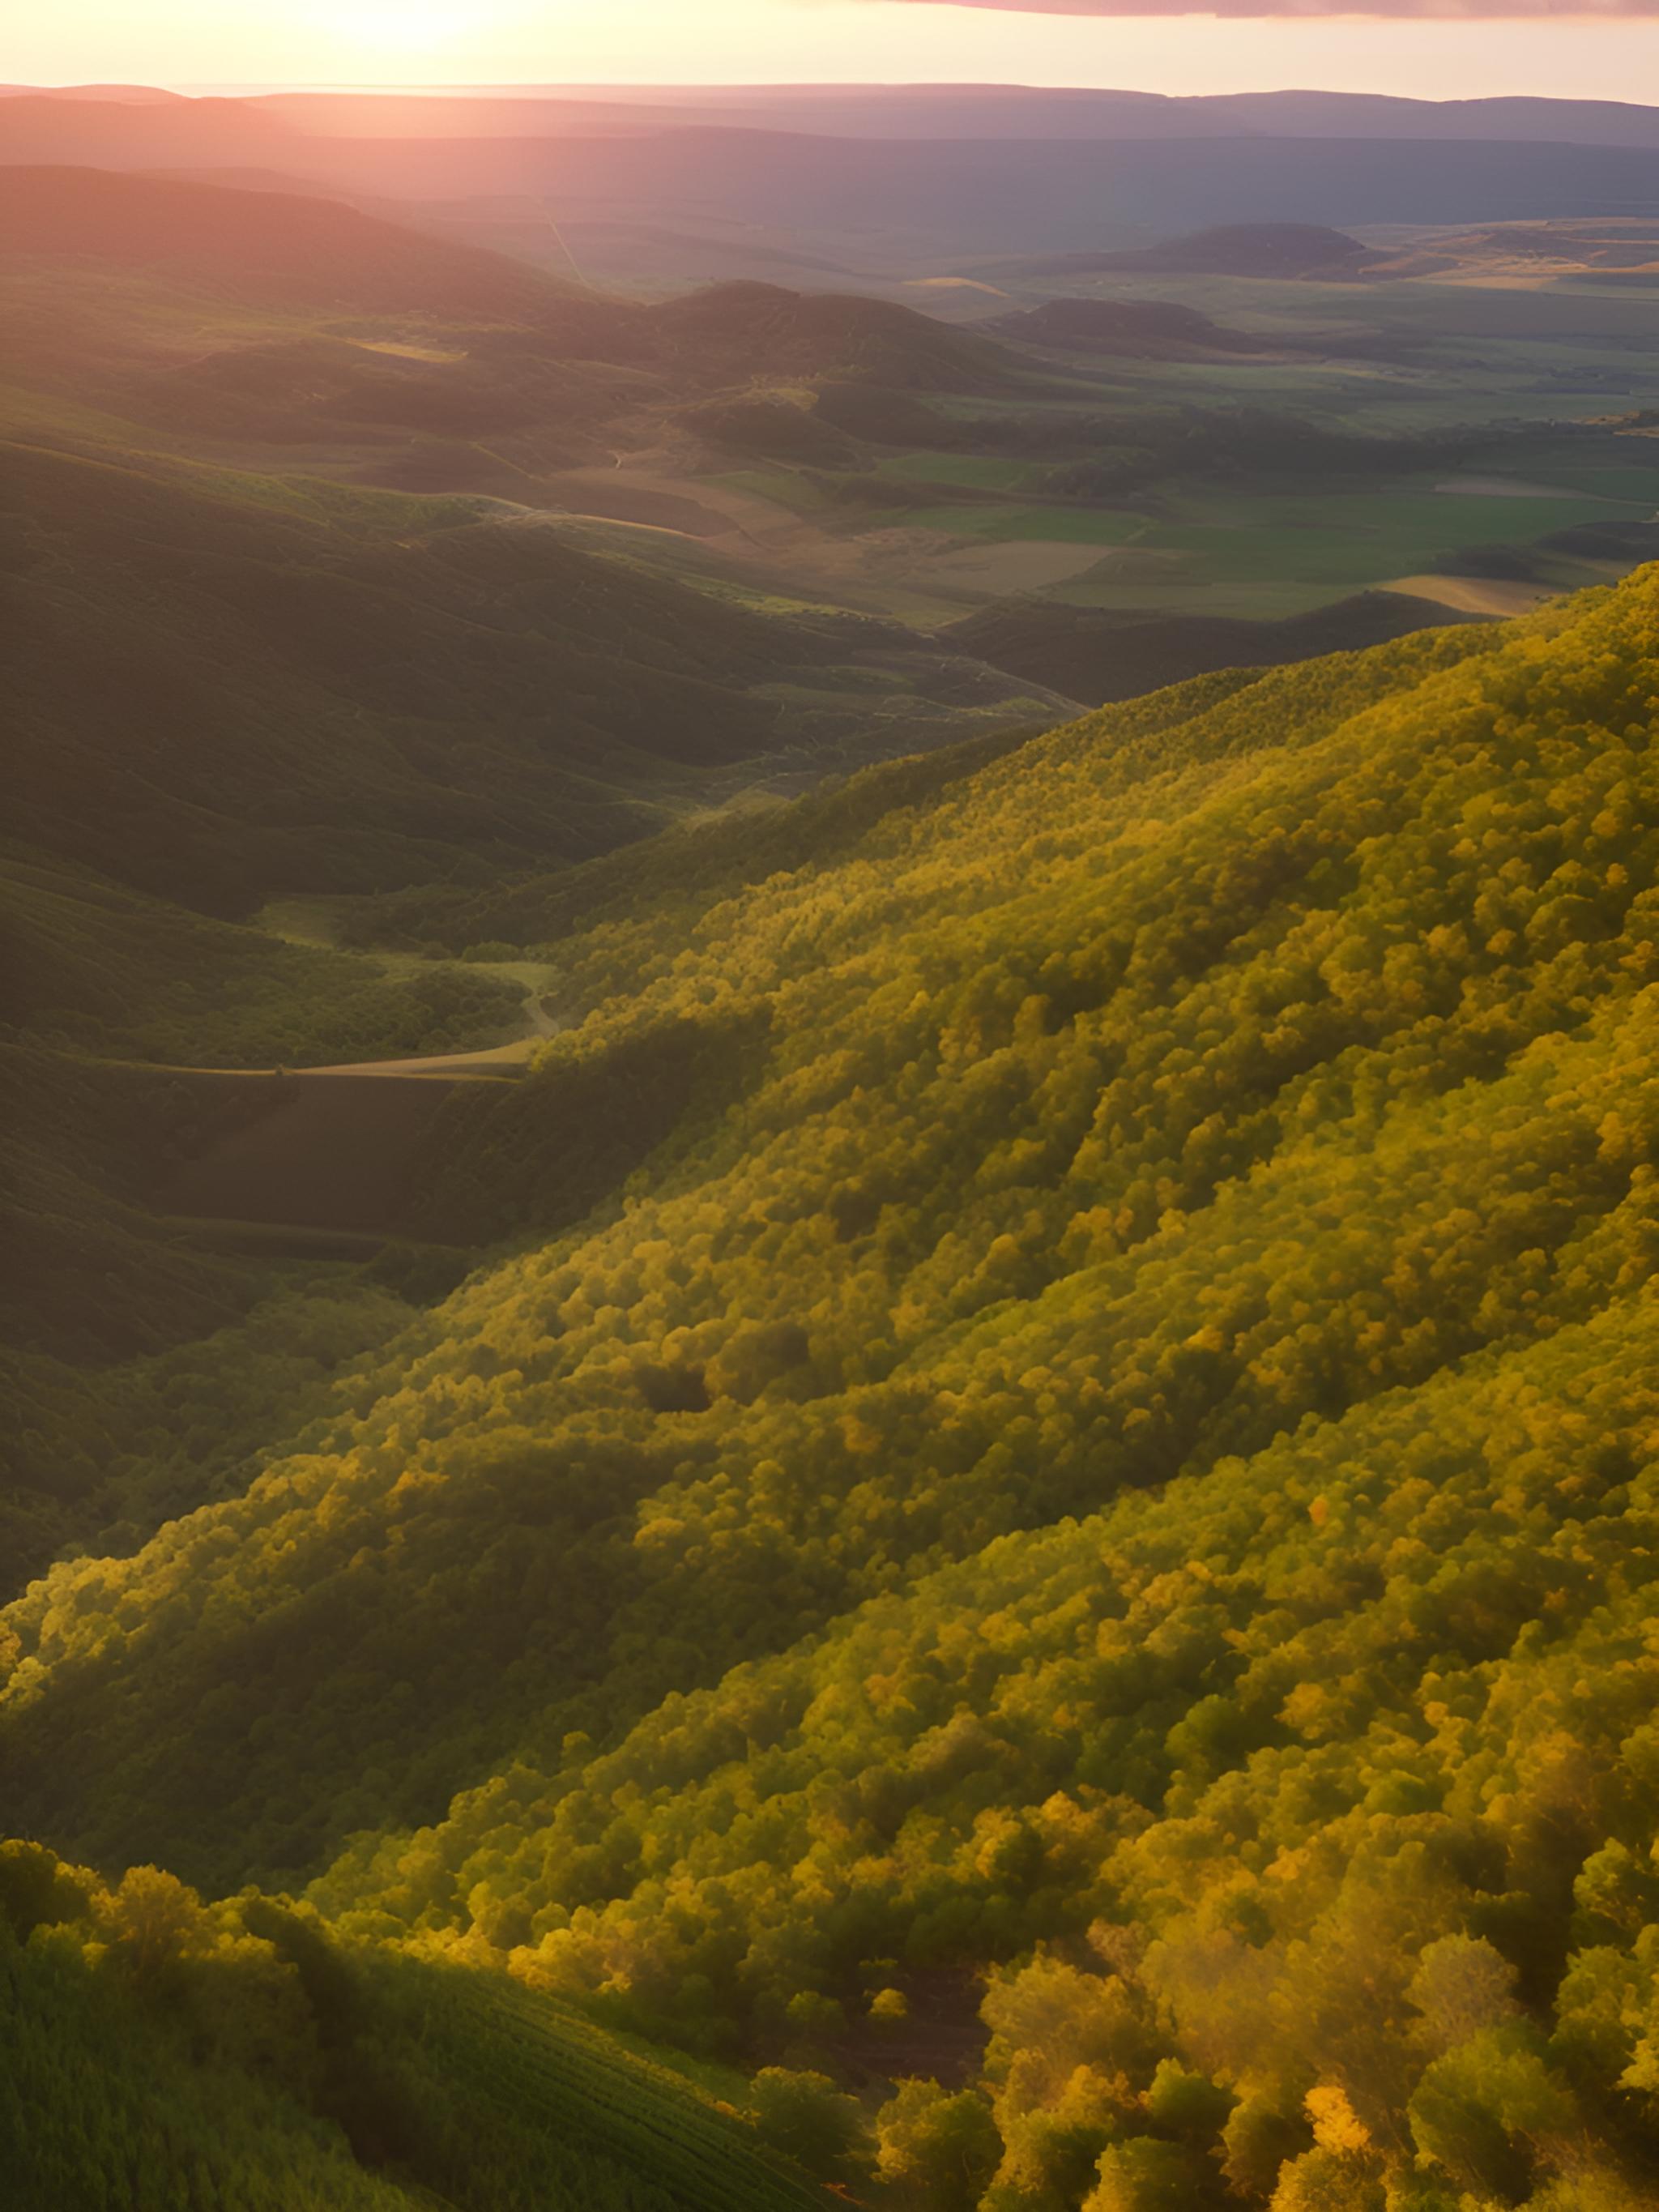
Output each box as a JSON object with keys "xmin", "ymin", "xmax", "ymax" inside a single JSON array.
[
  {"xmin": 414, "ymin": 1968, "xmax": 829, "ymax": 2212},
  {"xmin": 2, "ymin": 1847, "xmax": 830, "ymax": 2212}
]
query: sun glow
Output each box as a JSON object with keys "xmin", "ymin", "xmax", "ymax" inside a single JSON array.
[
  {"xmin": 318, "ymin": 0, "xmax": 476, "ymax": 52},
  {"xmin": 7, "ymin": 0, "xmax": 1658, "ymax": 102}
]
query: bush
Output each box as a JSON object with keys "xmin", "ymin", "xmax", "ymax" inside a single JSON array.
[{"xmin": 748, "ymin": 2067, "xmax": 868, "ymax": 2183}]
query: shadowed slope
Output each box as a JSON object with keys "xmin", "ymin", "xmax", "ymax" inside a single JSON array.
[
  {"xmin": 2, "ymin": 441, "xmax": 830, "ymax": 914},
  {"xmin": 0, "ymin": 161, "xmax": 597, "ymax": 319}
]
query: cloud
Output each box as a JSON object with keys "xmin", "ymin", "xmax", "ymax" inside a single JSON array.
[{"xmin": 877, "ymin": 0, "xmax": 1659, "ymax": 15}]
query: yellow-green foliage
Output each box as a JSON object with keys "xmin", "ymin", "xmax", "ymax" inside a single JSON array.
[
  {"xmin": 5, "ymin": 570, "xmax": 1659, "ymax": 2210},
  {"xmin": 0, "ymin": 1841, "xmax": 826, "ymax": 2212}
]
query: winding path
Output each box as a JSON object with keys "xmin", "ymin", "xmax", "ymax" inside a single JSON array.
[{"xmin": 289, "ymin": 981, "xmax": 561, "ymax": 1079}]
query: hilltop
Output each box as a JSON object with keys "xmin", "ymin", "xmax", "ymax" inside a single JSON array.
[
  {"xmin": 648, "ymin": 278, "xmax": 1017, "ymax": 390},
  {"xmin": 1039, "ymin": 220, "xmax": 1384, "ymax": 279}
]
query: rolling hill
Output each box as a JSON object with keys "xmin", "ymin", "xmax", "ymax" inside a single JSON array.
[
  {"xmin": 0, "ymin": 174, "xmax": 1051, "ymax": 917},
  {"xmin": 3, "ymin": 439, "xmax": 830, "ymax": 914},
  {"xmin": 6, "ymin": 122, "xmax": 1659, "ymax": 2212},
  {"xmin": 5, "ymin": 563, "xmax": 1656, "ymax": 2211},
  {"xmin": 987, "ymin": 297, "xmax": 1268, "ymax": 358},
  {"xmin": 940, "ymin": 590, "xmax": 1480, "ymax": 707},
  {"xmin": 0, "ymin": 160, "xmax": 580, "ymax": 317},
  {"xmin": 647, "ymin": 279, "xmax": 1016, "ymax": 391},
  {"xmin": 0, "ymin": 164, "xmax": 1069, "ymax": 1445},
  {"xmin": 0, "ymin": 167, "xmax": 1026, "ymax": 416},
  {"xmin": 3, "ymin": 566, "xmax": 1651, "ymax": 1913}
]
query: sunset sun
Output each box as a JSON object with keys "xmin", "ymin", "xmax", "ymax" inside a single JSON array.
[{"xmin": 320, "ymin": 0, "xmax": 475, "ymax": 51}]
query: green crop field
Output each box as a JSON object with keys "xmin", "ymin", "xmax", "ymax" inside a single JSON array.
[
  {"xmin": 872, "ymin": 450, "xmax": 1038, "ymax": 489},
  {"xmin": 881, "ymin": 499, "xmax": 1148, "ymax": 544},
  {"xmin": 396, "ymin": 1964, "xmax": 831, "ymax": 2212},
  {"xmin": 3, "ymin": 1865, "xmax": 832, "ymax": 2212},
  {"xmin": 1048, "ymin": 477, "xmax": 1652, "ymax": 615},
  {"xmin": 710, "ymin": 465, "xmax": 838, "ymax": 513}
]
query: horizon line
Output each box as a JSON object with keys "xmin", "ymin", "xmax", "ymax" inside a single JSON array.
[{"xmin": 25, "ymin": 78, "xmax": 1658, "ymax": 108}]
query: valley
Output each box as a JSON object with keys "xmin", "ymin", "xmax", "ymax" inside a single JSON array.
[{"xmin": 4, "ymin": 78, "xmax": 1659, "ymax": 2212}]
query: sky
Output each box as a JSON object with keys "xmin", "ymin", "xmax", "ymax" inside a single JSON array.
[{"xmin": 11, "ymin": 0, "xmax": 1659, "ymax": 105}]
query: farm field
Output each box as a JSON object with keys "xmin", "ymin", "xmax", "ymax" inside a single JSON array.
[
  {"xmin": 415, "ymin": 1969, "xmax": 833, "ymax": 2212},
  {"xmin": 1047, "ymin": 476, "xmax": 1655, "ymax": 616},
  {"xmin": 615, "ymin": 252, "xmax": 1656, "ymax": 619},
  {"xmin": 9, "ymin": 183, "xmax": 1654, "ymax": 641},
  {"xmin": 694, "ymin": 440, "xmax": 1656, "ymax": 619}
]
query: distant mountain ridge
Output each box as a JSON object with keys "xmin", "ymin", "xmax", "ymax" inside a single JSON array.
[
  {"xmin": 6, "ymin": 98, "xmax": 1659, "ymax": 255},
  {"xmin": 32, "ymin": 83, "xmax": 1658, "ymax": 149},
  {"xmin": 0, "ymin": 82, "xmax": 186, "ymax": 101}
]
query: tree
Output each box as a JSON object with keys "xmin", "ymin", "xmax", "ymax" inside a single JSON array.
[
  {"xmin": 1266, "ymin": 2149, "xmax": 1388, "ymax": 2212},
  {"xmin": 1407, "ymin": 2026, "xmax": 1576, "ymax": 2201},
  {"xmin": 103, "ymin": 1865, "xmax": 206, "ymax": 1981},
  {"xmin": 876, "ymin": 2079, "xmax": 1002, "ymax": 2211},
  {"xmin": 748, "ymin": 2067, "xmax": 868, "ymax": 2183},
  {"xmin": 1085, "ymin": 2136, "xmax": 1212, "ymax": 2212},
  {"xmin": 1407, "ymin": 1935, "xmax": 1519, "ymax": 2056},
  {"xmin": 0, "ymin": 1841, "xmax": 93, "ymax": 1941}
]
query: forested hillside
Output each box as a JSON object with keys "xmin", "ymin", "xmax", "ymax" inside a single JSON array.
[
  {"xmin": 6, "ymin": 147, "xmax": 1659, "ymax": 2212},
  {"xmin": 0, "ymin": 1840, "xmax": 830, "ymax": 2211},
  {"xmin": 5, "ymin": 568, "xmax": 1657, "ymax": 2206}
]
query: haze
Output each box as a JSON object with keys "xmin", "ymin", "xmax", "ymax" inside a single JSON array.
[{"xmin": 13, "ymin": 0, "xmax": 1659, "ymax": 103}]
